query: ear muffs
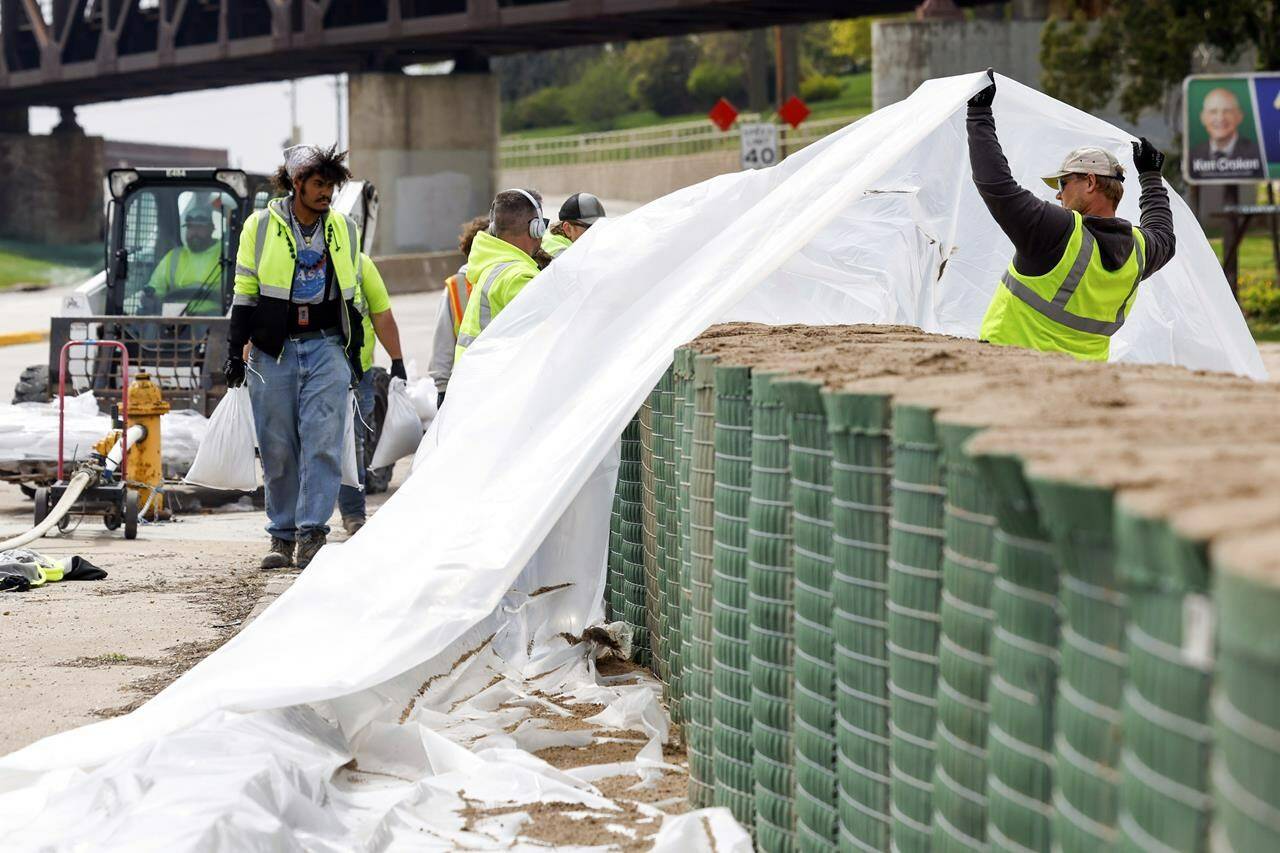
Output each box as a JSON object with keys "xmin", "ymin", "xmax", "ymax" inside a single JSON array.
[{"xmin": 490, "ymin": 188, "xmax": 546, "ymax": 240}]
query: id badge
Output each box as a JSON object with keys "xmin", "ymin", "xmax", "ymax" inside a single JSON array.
[{"xmin": 297, "ymin": 305, "xmax": 309, "ymax": 326}]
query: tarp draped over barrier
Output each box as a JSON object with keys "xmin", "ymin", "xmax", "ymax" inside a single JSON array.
[{"xmin": 0, "ymin": 73, "xmax": 1262, "ymax": 849}]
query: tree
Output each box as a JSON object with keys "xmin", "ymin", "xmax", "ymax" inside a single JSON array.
[
  {"xmin": 687, "ymin": 61, "xmax": 746, "ymax": 105},
  {"xmin": 1041, "ymin": 0, "xmax": 1280, "ymax": 122},
  {"xmin": 625, "ymin": 36, "xmax": 702, "ymax": 116},
  {"xmin": 564, "ymin": 53, "xmax": 633, "ymax": 129}
]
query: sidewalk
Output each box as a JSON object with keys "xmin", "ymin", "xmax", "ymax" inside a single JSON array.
[{"xmin": 0, "ymin": 460, "xmax": 411, "ymax": 755}]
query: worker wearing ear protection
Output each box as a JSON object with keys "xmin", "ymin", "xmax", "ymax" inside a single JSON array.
[{"xmin": 454, "ymin": 188, "xmax": 546, "ymax": 363}]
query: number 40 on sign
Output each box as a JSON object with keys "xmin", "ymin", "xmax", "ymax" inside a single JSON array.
[{"xmin": 740, "ymin": 123, "xmax": 779, "ymax": 170}]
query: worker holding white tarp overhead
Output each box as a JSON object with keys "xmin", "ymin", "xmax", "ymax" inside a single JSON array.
[{"xmin": 968, "ymin": 69, "xmax": 1177, "ymax": 361}]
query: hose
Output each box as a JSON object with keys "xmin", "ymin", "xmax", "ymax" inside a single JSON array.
[{"xmin": 0, "ymin": 470, "xmax": 95, "ymax": 551}]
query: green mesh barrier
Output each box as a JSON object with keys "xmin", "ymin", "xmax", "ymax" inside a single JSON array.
[
  {"xmin": 711, "ymin": 363, "xmax": 756, "ymax": 827},
  {"xmin": 1029, "ymin": 476, "xmax": 1124, "ymax": 852},
  {"xmin": 932, "ymin": 422, "xmax": 998, "ymax": 852},
  {"xmin": 687, "ymin": 354, "xmax": 719, "ymax": 808},
  {"xmin": 971, "ymin": 451, "xmax": 1060, "ymax": 853},
  {"xmin": 668, "ymin": 349, "xmax": 692, "ymax": 725},
  {"xmin": 824, "ymin": 390, "xmax": 893, "ymax": 852},
  {"xmin": 640, "ymin": 396, "xmax": 659, "ymax": 673},
  {"xmin": 608, "ymin": 485, "xmax": 622, "ymax": 623},
  {"xmin": 887, "ymin": 403, "xmax": 946, "ymax": 852},
  {"xmin": 656, "ymin": 366, "xmax": 677, "ymax": 692},
  {"xmin": 1213, "ymin": 555, "xmax": 1280, "ymax": 853},
  {"xmin": 1114, "ymin": 506, "xmax": 1212, "ymax": 852},
  {"xmin": 750, "ymin": 371, "xmax": 797, "ymax": 853},
  {"xmin": 778, "ymin": 380, "xmax": 839, "ymax": 851},
  {"xmin": 651, "ymin": 370, "xmax": 672, "ymax": 687},
  {"xmin": 620, "ymin": 413, "xmax": 648, "ymax": 666}
]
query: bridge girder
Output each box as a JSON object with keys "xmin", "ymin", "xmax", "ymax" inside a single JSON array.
[{"xmin": 0, "ymin": 0, "xmax": 940, "ymax": 107}]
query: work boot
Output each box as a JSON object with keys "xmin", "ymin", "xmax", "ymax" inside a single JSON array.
[
  {"xmin": 342, "ymin": 515, "xmax": 366, "ymax": 536},
  {"xmin": 296, "ymin": 532, "xmax": 327, "ymax": 570},
  {"xmin": 261, "ymin": 536, "xmax": 293, "ymax": 570}
]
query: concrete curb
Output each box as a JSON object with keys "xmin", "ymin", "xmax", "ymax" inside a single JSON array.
[{"xmin": 0, "ymin": 330, "xmax": 48, "ymax": 347}]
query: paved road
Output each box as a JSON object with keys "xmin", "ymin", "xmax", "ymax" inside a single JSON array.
[{"xmin": 0, "ymin": 284, "xmax": 442, "ymax": 756}]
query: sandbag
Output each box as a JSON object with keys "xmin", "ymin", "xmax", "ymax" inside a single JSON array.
[
  {"xmin": 370, "ymin": 377, "xmax": 423, "ymax": 469},
  {"xmin": 342, "ymin": 391, "xmax": 361, "ymax": 490},
  {"xmin": 183, "ymin": 387, "xmax": 258, "ymax": 491},
  {"xmin": 407, "ymin": 378, "xmax": 438, "ymax": 427}
]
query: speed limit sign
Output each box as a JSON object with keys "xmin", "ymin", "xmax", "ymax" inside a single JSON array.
[{"xmin": 740, "ymin": 122, "xmax": 779, "ymax": 170}]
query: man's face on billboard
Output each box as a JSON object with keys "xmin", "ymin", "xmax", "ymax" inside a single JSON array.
[{"xmin": 1201, "ymin": 88, "xmax": 1244, "ymax": 146}]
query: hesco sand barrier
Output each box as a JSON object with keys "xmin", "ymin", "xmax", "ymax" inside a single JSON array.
[{"xmin": 599, "ymin": 325, "xmax": 1280, "ymax": 853}]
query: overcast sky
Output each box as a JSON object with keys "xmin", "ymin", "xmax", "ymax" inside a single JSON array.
[{"xmin": 29, "ymin": 75, "xmax": 347, "ymax": 173}]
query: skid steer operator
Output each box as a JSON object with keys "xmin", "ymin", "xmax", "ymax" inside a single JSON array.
[
  {"xmin": 144, "ymin": 208, "xmax": 223, "ymax": 316},
  {"xmin": 968, "ymin": 69, "xmax": 1176, "ymax": 361},
  {"xmin": 223, "ymin": 144, "xmax": 364, "ymax": 571}
]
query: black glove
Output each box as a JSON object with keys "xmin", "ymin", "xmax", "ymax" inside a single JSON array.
[
  {"xmin": 390, "ymin": 358, "xmax": 407, "ymax": 381},
  {"xmin": 349, "ymin": 356, "xmax": 364, "ymax": 388},
  {"xmin": 437, "ymin": 391, "xmax": 446, "ymax": 409},
  {"xmin": 223, "ymin": 355, "xmax": 246, "ymax": 388},
  {"xmin": 968, "ymin": 68, "xmax": 996, "ymax": 108},
  {"xmin": 1132, "ymin": 137, "xmax": 1165, "ymax": 174}
]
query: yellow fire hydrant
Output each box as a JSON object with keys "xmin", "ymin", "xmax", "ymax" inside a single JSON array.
[{"xmin": 125, "ymin": 370, "xmax": 170, "ymax": 519}]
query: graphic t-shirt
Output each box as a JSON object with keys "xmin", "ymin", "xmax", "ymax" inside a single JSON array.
[
  {"xmin": 285, "ymin": 211, "xmax": 341, "ymax": 334},
  {"xmin": 291, "ymin": 218, "xmax": 330, "ymax": 305}
]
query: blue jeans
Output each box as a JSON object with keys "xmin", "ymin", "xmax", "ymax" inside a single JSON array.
[
  {"xmin": 337, "ymin": 369, "xmax": 375, "ymax": 519},
  {"xmin": 248, "ymin": 335, "xmax": 349, "ymax": 540}
]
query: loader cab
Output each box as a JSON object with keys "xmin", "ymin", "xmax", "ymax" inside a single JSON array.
[{"xmin": 103, "ymin": 168, "xmax": 270, "ymax": 317}]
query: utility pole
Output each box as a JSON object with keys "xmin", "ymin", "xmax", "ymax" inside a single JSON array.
[
  {"xmin": 774, "ymin": 25, "xmax": 800, "ymax": 105},
  {"xmin": 290, "ymin": 80, "xmax": 300, "ymax": 147},
  {"xmin": 334, "ymin": 74, "xmax": 345, "ymax": 149}
]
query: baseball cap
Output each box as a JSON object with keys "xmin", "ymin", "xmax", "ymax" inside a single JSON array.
[
  {"xmin": 559, "ymin": 192, "xmax": 607, "ymax": 224},
  {"xmin": 1041, "ymin": 147, "xmax": 1125, "ymax": 188}
]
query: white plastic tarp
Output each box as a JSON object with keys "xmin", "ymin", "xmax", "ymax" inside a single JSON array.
[{"xmin": 0, "ymin": 72, "xmax": 1263, "ymax": 850}]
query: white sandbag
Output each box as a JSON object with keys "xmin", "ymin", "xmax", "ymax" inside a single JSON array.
[
  {"xmin": 182, "ymin": 387, "xmax": 258, "ymax": 491},
  {"xmin": 407, "ymin": 377, "xmax": 438, "ymax": 426},
  {"xmin": 370, "ymin": 377, "xmax": 423, "ymax": 469},
  {"xmin": 341, "ymin": 391, "xmax": 361, "ymax": 490}
]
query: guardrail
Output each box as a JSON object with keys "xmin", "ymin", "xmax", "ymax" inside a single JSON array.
[{"xmin": 499, "ymin": 113, "xmax": 864, "ymax": 170}]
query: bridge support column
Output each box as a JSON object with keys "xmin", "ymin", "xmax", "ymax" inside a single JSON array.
[
  {"xmin": 348, "ymin": 67, "xmax": 499, "ymax": 258},
  {"xmin": 0, "ymin": 108, "xmax": 104, "ymax": 245}
]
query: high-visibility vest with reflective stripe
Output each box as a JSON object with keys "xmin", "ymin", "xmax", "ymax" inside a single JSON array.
[
  {"xmin": 980, "ymin": 211, "xmax": 1147, "ymax": 362},
  {"xmin": 155, "ymin": 245, "xmax": 223, "ymax": 315},
  {"xmin": 444, "ymin": 269, "xmax": 472, "ymax": 337},
  {"xmin": 233, "ymin": 198, "xmax": 360, "ymax": 307},
  {"xmin": 233, "ymin": 198, "xmax": 361, "ymax": 345},
  {"xmin": 454, "ymin": 261, "xmax": 518, "ymax": 362}
]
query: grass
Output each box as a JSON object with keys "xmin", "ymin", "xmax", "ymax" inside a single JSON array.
[
  {"xmin": 1208, "ymin": 233, "xmax": 1280, "ymax": 280},
  {"xmin": 1208, "ymin": 234, "xmax": 1280, "ymax": 343},
  {"xmin": 0, "ymin": 240, "xmax": 99, "ymax": 290},
  {"xmin": 503, "ymin": 72, "xmax": 872, "ymax": 140}
]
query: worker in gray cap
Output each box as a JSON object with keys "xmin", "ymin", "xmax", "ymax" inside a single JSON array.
[
  {"xmin": 541, "ymin": 192, "xmax": 607, "ymax": 259},
  {"xmin": 967, "ymin": 69, "xmax": 1176, "ymax": 362}
]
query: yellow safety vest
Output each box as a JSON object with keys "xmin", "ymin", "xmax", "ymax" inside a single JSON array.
[
  {"xmin": 980, "ymin": 211, "xmax": 1147, "ymax": 362},
  {"xmin": 454, "ymin": 232, "xmax": 539, "ymax": 362}
]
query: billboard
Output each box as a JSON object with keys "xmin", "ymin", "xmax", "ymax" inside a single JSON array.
[{"xmin": 1183, "ymin": 73, "xmax": 1280, "ymax": 185}]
